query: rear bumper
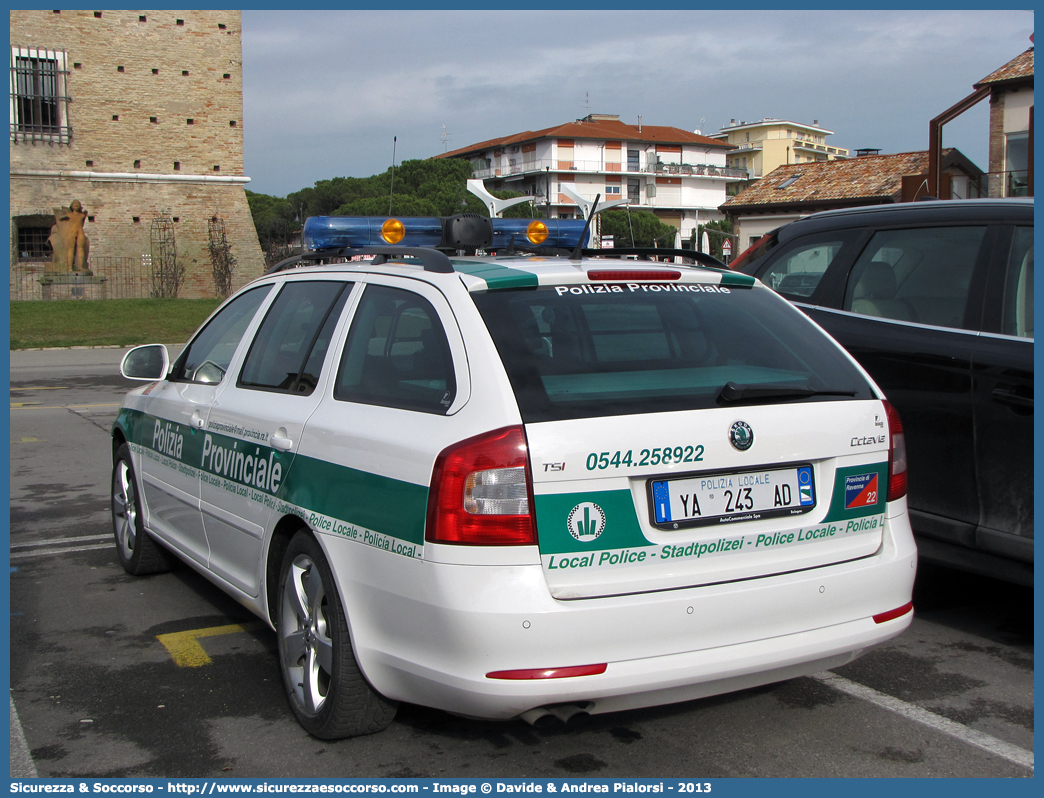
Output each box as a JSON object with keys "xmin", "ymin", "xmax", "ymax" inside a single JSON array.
[{"xmin": 324, "ymin": 511, "xmax": 917, "ymax": 720}]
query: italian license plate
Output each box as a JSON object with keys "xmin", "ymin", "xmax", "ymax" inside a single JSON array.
[{"xmin": 650, "ymin": 464, "xmax": 816, "ymax": 529}]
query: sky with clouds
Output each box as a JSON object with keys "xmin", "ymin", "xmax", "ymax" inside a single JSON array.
[{"xmin": 241, "ymin": 9, "xmax": 1034, "ymax": 198}]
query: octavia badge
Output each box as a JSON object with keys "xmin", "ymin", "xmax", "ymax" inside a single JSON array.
[{"xmin": 729, "ymin": 421, "xmax": 754, "ymax": 451}]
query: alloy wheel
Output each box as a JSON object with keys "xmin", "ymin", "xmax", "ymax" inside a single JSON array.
[
  {"xmin": 280, "ymin": 554, "xmax": 335, "ymax": 715},
  {"xmin": 112, "ymin": 459, "xmax": 138, "ymax": 560}
]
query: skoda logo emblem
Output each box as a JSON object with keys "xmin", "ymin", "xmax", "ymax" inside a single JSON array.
[{"xmin": 729, "ymin": 421, "xmax": 754, "ymax": 451}]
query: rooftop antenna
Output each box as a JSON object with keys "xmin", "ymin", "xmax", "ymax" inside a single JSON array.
[
  {"xmin": 570, "ymin": 194, "xmax": 601, "ymax": 259},
  {"xmin": 388, "ymin": 136, "xmax": 397, "ymax": 215},
  {"xmin": 441, "ymin": 125, "xmax": 450, "ymax": 152}
]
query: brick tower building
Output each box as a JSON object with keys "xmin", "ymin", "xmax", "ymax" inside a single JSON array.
[{"xmin": 10, "ymin": 9, "xmax": 264, "ymax": 299}]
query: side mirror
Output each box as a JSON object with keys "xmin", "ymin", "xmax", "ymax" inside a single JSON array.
[{"xmin": 121, "ymin": 344, "xmax": 169, "ymax": 381}]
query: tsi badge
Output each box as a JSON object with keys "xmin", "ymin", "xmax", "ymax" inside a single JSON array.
[
  {"xmin": 568, "ymin": 502, "xmax": 606, "ymax": 542},
  {"xmin": 729, "ymin": 420, "xmax": 754, "ymax": 451}
]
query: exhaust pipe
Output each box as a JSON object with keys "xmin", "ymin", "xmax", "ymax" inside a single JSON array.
[
  {"xmin": 548, "ymin": 703, "xmax": 591, "ymax": 724},
  {"xmin": 519, "ymin": 703, "xmax": 593, "ymax": 727},
  {"xmin": 519, "ymin": 707, "xmax": 558, "ymax": 728}
]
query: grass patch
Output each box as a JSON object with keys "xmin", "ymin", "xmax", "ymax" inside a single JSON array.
[{"xmin": 10, "ymin": 298, "xmax": 223, "ymax": 350}]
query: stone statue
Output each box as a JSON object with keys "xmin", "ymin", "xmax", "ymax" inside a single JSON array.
[{"xmin": 50, "ymin": 199, "xmax": 90, "ymax": 272}]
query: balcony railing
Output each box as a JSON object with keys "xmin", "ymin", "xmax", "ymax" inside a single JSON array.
[
  {"xmin": 793, "ymin": 142, "xmax": 847, "ymax": 156},
  {"xmin": 926, "ymin": 170, "xmax": 1030, "ymax": 200},
  {"xmin": 649, "ymin": 162, "xmax": 747, "ymax": 178},
  {"xmin": 1003, "ymin": 170, "xmax": 1031, "ymax": 197},
  {"xmin": 471, "ymin": 157, "xmax": 747, "ymax": 181}
]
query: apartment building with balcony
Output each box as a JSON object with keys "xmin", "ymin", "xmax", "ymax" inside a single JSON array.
[
  {"xmin": 711, "ymin": 119, "xmax": 849, "ymax": 183},
  {"xmin": 437, "ymin": 114, "xmax": 742, "ymax": 245}
]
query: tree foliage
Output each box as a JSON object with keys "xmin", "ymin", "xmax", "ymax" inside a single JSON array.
[
  {"xmin": 690, "ymin": 218, "xmax": 735, "ymax": 261},
  {"xmin": 246, "ymin": 191, "xmax": 294, "ymax": 244},
  {"xmin": 249, "ymin": 159, "xmax": 535, "ymax": 252},
  {"xmin": 599, "ymin": 209, "xmax": 677, "ymax": 248}
]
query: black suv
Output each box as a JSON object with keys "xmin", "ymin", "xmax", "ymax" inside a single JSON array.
[{"xmin": 736, "ymin": 199, "xmax": 1033, "ymax": 585}]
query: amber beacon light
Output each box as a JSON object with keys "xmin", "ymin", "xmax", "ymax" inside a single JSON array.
[{"xmin": 381, "ymin": 218, "xmax": 406, "ymax": 244}]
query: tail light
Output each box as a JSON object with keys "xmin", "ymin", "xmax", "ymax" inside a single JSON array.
[
  {"xmin": 883, "ymin": 401, "xmax": 907, "ymax": 501},
  {"xmin": 487, "ymin": 663, "xmax": 607, "ymax": 680},
  {"xmin": 873, "ymin": 602, "xmax": 913, "ymax": 624},
  {"xmin": 426, "ymin": 426, "xmax": 537, "ymax": 545}
]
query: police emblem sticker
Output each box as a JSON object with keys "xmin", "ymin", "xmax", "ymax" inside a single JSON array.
[{"xmin": 568, "ymin": 502, "xmax": 606, "ymax": 542}]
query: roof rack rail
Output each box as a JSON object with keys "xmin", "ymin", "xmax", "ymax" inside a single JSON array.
[
  {"xmin": 264, "ymin": 246, "xmax": 454, "ymax": 276},
  {"xmin": 580, "ymin": 248, "xmax": 728, "ymax": 270},
  {"xmin": 265, "ymin": 248, "xmax": 344, "ymax": 275},
  {"xmin": 354, "ymin": 246, "xmax": 454, "ymax": 273}
]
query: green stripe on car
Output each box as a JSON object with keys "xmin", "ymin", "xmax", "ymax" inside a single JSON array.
[
  {"xmin": 279, "ymin": 454, "xmax": 428, "ymax": 546},
  {"xmin": 115, "ymin": 407, "xmax": 427, "ymax": 552},
  {"xmin": 453, "ymin": 260, "xmax": 540, "ymax": 291},
  {"xmin": 718, "ymin": 271, "xmax": 756, "ymax": 288}
]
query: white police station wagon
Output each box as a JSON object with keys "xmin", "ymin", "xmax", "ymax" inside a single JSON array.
[{"xmin": 113, "ymin": 209, "xmax": 916, "ymax": 739}]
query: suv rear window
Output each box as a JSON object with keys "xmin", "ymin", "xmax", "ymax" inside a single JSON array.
[{"xmin": 473, "ymin": 284, "xmax": 874, "ymax": 422}]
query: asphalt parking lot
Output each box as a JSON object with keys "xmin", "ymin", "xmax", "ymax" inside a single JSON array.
[{"xmin": 9, "ymin": 347, "xmax": 1034, "ymax": 779}]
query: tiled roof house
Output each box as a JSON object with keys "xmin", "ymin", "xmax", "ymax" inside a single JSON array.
[
  {"xmin": 720, "ymin": 149, "xmax": 983, "ymax": 250},
  {"xmin": 976, "ymin": 46, "xmax": 1034, "ymax": 87}
]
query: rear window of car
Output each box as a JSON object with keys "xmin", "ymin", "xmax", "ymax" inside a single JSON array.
[{"xmin": 472, "ymin": 283, "xmax": 874, "ymax": 422}]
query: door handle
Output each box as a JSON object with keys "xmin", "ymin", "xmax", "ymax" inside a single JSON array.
[
  {"xmin": 271, "ymin": 431, "xmax": 293, "ymax": 451},
  {"xmin": 190, "ymin": 411, "xmax": 205, "ymax": 429},
  {"xmin": 991, "ymin": 387, "xmax": 1033, "ymax": 409}
]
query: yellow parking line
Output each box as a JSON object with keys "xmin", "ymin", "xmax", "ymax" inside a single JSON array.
[
  {"xmin": 157, "ymin": 622, "xmax": 264, "ymax": 667},
  {"xmin": 10, "ymin": 386, "xmax": 69, "ymax": 391}
]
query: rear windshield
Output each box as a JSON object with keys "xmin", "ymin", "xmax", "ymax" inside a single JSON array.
[{"xmin": 472, "ymin": 283, "xmax": 874, "ymax": 422}]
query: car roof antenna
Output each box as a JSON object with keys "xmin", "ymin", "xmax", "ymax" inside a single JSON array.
[{"xmin": 570, "ymin": 194, "xmax": 601, "ymax": 260}]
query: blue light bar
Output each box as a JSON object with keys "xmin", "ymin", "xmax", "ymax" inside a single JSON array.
[
  {"xmin": 490, "ymin": 219, "xmax": 589, "ymax": 251},
  {"xmin": 303, "ymin": 216, "xmax": 443, "ymax": 250},
  {"xmin": 301, "ymin": 215, "xmax": 591, "ymax": 253}
]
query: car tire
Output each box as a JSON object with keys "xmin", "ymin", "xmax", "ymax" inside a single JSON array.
[
  {"xmin": 277, "ymin": 531, "xmax": 397, "ymax": 739},
  {"xmin": 111, "ymin": 443, "xmax": 174, "ymax": 575}
]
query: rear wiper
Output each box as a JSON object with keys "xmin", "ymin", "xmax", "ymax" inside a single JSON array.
[{"xmin": 717, "ymin": 381, "xmax": 856, "ymax": 403}]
